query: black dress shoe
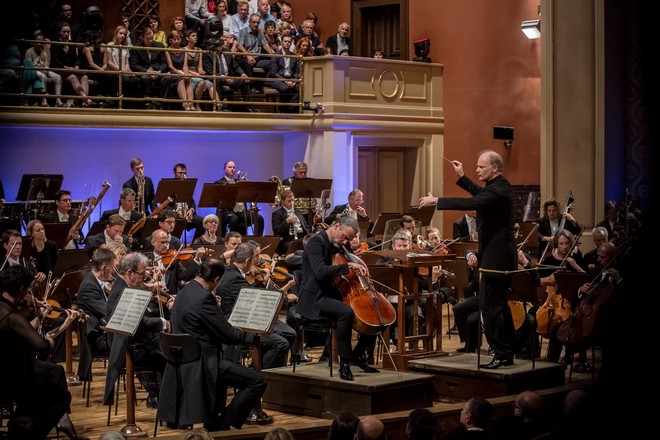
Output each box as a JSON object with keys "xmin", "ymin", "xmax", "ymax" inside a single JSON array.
[
  {"xmin": 339, "ymin": 362, "xmax": 354, "ymax": 381},
  {"xmin": 300, "ymin": 354, "xmax": 312, "ymax": 363},
  {"xmin": 351, "ymin": 356, "xmax": 380, "ymax": 373},
  {"xmin": 480, "ymin": 357, "xmax": 514, "ymax": 369},
  {"xmin": 146, "ymin": 396, "xmax": 158, "ymax": 408}
]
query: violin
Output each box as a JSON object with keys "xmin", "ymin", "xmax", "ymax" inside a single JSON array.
[
  {"xmin": 332, "ymin": 245, "xmax": 396, "ymax": 335},
  {"xmin": 161, "ymin": 246, "xmax": 213, "ymax": 265},
  {"xmin": 245, "ymin": 253, "xmax": 272, "ymax": 285},
  {"xmin": 23, "ymin": 293, "xmax": 88, "ymax": 322}
]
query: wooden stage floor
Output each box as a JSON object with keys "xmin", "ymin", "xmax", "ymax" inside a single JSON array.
[{"xmin": 6, "ymin": 307, "xmax": 599, "ymax": 439}]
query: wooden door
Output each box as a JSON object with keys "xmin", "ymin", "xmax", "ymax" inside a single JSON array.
[{"xmin": 351, "ymin": 0, "xmax": 409, "ymax": 59}]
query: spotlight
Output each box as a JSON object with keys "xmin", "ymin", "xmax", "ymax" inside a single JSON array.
[
  {"xmin": 521, "ymin": 19, "xmax": 541, "ymax": 39},
  {"xmin": 413, "ymin": 38, "xmax": 431, "ymax": 63}
]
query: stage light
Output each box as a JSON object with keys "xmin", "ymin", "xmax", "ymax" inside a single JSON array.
[
  {"xmin": 521, "ymin": 19, "xmax": 541, "ymax": 39},
  {"xmin": 413, "ymin": 38, "xmax": 431, "ymax": 63}
]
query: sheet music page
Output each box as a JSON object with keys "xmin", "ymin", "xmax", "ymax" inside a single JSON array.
[
  {"xmin": 228, "ymin": 288, "xmax": 283, "ymax": 334},
  {"xmin": 104, "ymin": 288, "xmax": 153, "ymax": 336}
]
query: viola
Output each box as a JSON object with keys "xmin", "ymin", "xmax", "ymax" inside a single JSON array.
[{"xmin": 332, "ymin": 245, "xmax": 396, "ymax": 335}]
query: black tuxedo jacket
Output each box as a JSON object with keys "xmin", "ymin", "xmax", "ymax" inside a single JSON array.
[
  {"xmin": 129, "ymin": 41, "xmax": 167, "ymax": 73},
  {"xmin": 296, "ymin": 230, "xmax": 350, "ymax": 320},
  {"xmin": 324, "ymin": 203, "xmax": 370, "ymax": 225},
  {"xmin": 42, "ymin": 211, "xmax": 79, "ymax": 225},
  {"xmin": 202, "ymin": 51, "xmax": 245, "ymax": 77},
  {"xmin": 436, "ymin": 175, "xmax": 516, "ymax": 272},
  {"xmin": 150, "ymin": 253, "xmax": 199, "ymax": 295},
  {"xmin": 267, "ymin": 50, "xmax": 300, "ymax": 79},
  {"xmin": 216, "ymin": 263, "xmax": 249, "ymax": 317},
  {"xmin": 75, "ymin": 271, "xmax": 107, "ymax": 379},
  {"xmin": 271, "ymin": 206, "xmax": 309, "ymax": 242},
  {"xmin": 325, "ymin": 34, "xmax": 353, "ymax": 55},
  {"xmin": 453, "ymin": 216, "xmax": 470, "ymax": 242}
]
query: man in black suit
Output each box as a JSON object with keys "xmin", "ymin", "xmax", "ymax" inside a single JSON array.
[
  {"xmin": 296, "ymin": 216, "xmax": 380, "ymax": 381},
  {"xmin": 172, "ymin": 163, "xmax": 204, "ymax": 240},
  {"xmin": 99, "ymin": 188, "xmax": 144, "ymax": 222},
  {"xmin": 157, "ymin": 258, "xmax": 266, "ymax": 431},
  {"xmin": 76, "ymin": 248, "xmax": 115, "ymax": 381},
  {"xmin": 122, "ymin": 158, "xmax": 156, "ymax": 215},
  {"xmin": 214, "ymin": 161, "xmax": 265, "ymax": 236},
  {"xmin": 324, "ymin": 189, "xmax": 370, "ymax": 225},
  {"xmin": 202, "ymin": 33, "xmax": 250, "ymax": 105},
  {"xmin": 103, "ymin": 252, "xmax": 168, "ymax": 408},
  {"xmin": 266, "ymin": 34, "xmax": 300, "ymax": 112},
  {"xmin": 271, "ymin": 189, "xmax": 309, "ymax": 255},
  {"xmin": 41, "ymin": 189, "xmax": 81, "ymax": 249},
  {"xmin": 419, "ymin": 150, "xmax": 517, "ymax": 369},
  {"xmin": 453, "ymin": 210, "xmax": 477, "ymax": 242},
  {"xmin": 129, "ymin": 27, "xmax": 167, "ymax": 108},
  {"xmin": 216, "ymin": 243, "xmax": 293, "ymax": 368},
  {"xmin": 141, "ymin": 209, "xmax": 182, "ymax": 251}
]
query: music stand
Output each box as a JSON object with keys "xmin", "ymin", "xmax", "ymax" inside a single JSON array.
[
  {"xmin": 16, "ymin": 174, "xmax": 64, "ymax": 201},
  {"xmin": 155, "ymin": 178, "xmax": 198, "ymax": 205},
  {"xmin": 405, "ymin": 205, "xmax": 436, "ymax": 227},
  {"xmin": 290, "ymin": 178, "xmax": 332, "ymax": 200},
  {"xmin": 43, "ymin": 223, "xmax": 74, "ymax": 250},
  {"xmin": 51, "ymin": 268, "xmax": 89, "ymax": 304},
  {"xmin": 247, "ymin": 236, "xmax": 282, "ymax": 257},
  {"xmin": 87, "ymin": 221, "xmax": 106, "ymax": 237},
  {"xmin": 370, "ymin": 212, "xmax": 403, "ymax": 237},
  {"xmin": 554, "ymin": 272, "xmax": 590, "ymax": 303},
  {"xmin": 52, "ymin": 249, "xmax": 90, "ymax": 277},
  {"xmin": 285, "ymin": 240, "xmax": 303, "ymax": 255},
  {"xmin": 448, "ymin": 242, "xmax": 479, "ymax": 257},
  {"xmin": 198, "ymin": 183, "xmax": 238, "ymax": 210}
]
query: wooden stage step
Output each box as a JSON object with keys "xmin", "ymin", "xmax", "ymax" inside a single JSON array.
[
  {"xmin": 408, "ymin": 353, "xmax": 565, "ymax": 401},
  {"xmin": 262, "ymin": 362, "xmax": 435, "ymax": 418}
]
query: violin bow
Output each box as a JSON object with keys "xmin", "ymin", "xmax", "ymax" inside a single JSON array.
[
  {"xmin": 0, "ymin": 240, "xmax": 18, "ymax": 271},
  {"xmin": 517, "ymin": 223, "xmax": 539, "ymax": 250},
  {"xmin": 559, "ymin": 228, "xmax": 584, "ymax": 268},
  {"xmin": 433, "ymin": 237, "xmax": 460, "ymax": 252},
  {"xmin": 366, "ymin": 238, "xmax": 393, "ymax": 252}
]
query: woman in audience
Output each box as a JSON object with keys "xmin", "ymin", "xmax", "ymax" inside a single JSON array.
[
  {"xmin": 264, "ymin": 20, "xmax": 282, "ymax": 52},
  {"xmin": 295, "ymin": 37, "xmax": 314, "ymax": 57},
  {"xmin": 50, "ymin": 22, "xmax": 92, "ymax": 107},
  {"xmin": 184, "ymin": 30, "xmax": 206, "ymax": 111},
  {"xmin": 164, "ymin": 30, "xmax": 194, "ymax": 110},
  {"xmin": 24, "ymin": 32, "xmax": 64, "ymax": 107},
  {"xmin": 149, "ymin": 16, "xmax": 168, "ymax": 47},
  {"xmin": 105, "ymin": 25, "xmax": 140, "ymax": 106},
  {"xmin": 216, "ymin": 0, "xmax": 233, "ymax": 36},
  {"xmin": 171, "ymin": 16, "xmax": 188, "ymax": 47},
  {"xmin": 80, "ymin": 31, "xmax": 107, "ymax": 103}
]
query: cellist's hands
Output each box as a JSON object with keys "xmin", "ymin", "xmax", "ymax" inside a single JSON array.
[{"xmin": 348, "ymin": 262, "xmax": 368, "ymax": 276}]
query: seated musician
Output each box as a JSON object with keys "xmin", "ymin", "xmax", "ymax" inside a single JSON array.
[
  {"xmin": 173, "ymin": 163, "xmax": 205, "ymax": 240},
  {"xmin": 296, "ymin": 216, "xmax": 379, "ymax": 381},
  {"xmin": 453, "ymin": 210, "xmax": 478, "ymax": 242},
  {"xmin": 373, "ymin": 229, "xmax": 425, "ymax": 347},
  {"xmin": 41, "ymin": 189, "xmax": 82, "ymax": 249},
  {"xmin": 149, "ymin": 229, "xmax": 205, "ymax": 295},
  {"xmin": 215, "ymin": 242, "xmax": 294, "ymax": 369},
  {"xmin": 324, "ymin": 189, "xmax": 371, "ymax": 228},
  {"xmin": 215, "ymin": 160, "xmax": 265, "ymax": 236},
  {"xmin": 271, "ymin": 189, "xmax": 309, "ymax": 256},
  {"xmin": 0, "ymin": 265, "xmax": 83, "ymax": 440},
  {"xmin": 76, "ymin": 248, "xmax": 116, "ymax": 381},
  {"xmin": 217, "ymin": 231, "xmax": 242, "ymax": 264},
  {"xmin": 282, "ymin": 161, "xmax": 308, "ymax": 186},
  {"xmin": 192, "ymin": 214, "xmax": 222, "ymax": 245},
  {"xmin": 99, "ymin": 187, "xmax": 144, "ymax": 222},
  {"xmin": 400, "ymin": 215, "xmax": 416, "ymax": 235},
  {"xmin": 157, "ymin": 257, "xmax": 267, "ymax": 431},
  {"xmin": 104, "ymin": 252, "xmax": 170, "ymax": 410},
  {"xmin": 582, "ymin": 226, "xmax": 608, "ymax": 271},
  {"xmin": 140, "ymin": 209, "xmax": 181, "ymax": 251},
  {"xmin": 536, "ymin": 198, "xmax": 581, "ymax": 260},
  {"xmin": 1, "ymin": 229, "xmax": 46, "ymax": 283},
  {"xmin": 425, "ymin": 227, "xmax": 449, "ymax": 255},
  {"xmin": 25, "ymin": 220, "xmax": 58, "ymax": 275},
  {"xmin": 85, "ymin": 214, "xmax": 132, "ymax": 258},
  {"xmin": 536, "ymin": 229, "xmax": 586, "ymax": 364}
]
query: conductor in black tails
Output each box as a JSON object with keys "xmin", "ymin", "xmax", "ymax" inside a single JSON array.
[{"xmin": 419, "ymin": 150, "xmax": 517, "ymax": 369}]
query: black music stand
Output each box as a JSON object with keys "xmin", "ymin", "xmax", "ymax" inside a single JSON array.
[
  {"xmin": 16, "ymin": 174, "xmax": 64, "ymax": 201},
  {"xmin": 236, "ymin": 181, "xmax": 278, "ymax": 235},
  {"xmin": 370, "ymin": 212, "xmax": 403, "ymax": 237},
  {"xmin": 53, "ymin": 249, "xmax": 91, "ymax": 277},
  {"xmin": 290, "ymin": 178, "xmax": 332, "ymax": 201},
  {"xmin": 155, "ymin": 178, "xmax": 198, "ymax": 205},
  {"xmin": 198, "ymin": 183, "xmax": 239, "ymax": 210},
  {"xmin": 42, "ymin": 223, "xmax": 75, "ymax": 250},
  {"xmin": 247, "ymin": 236, "xmax": 282, "ymax": 257},
  {"xmin": 553, "ymin": 272, "xmax": 590, "ymax": 303},
  {"xmin": 405, "ymin": 205, "xmax": 436, "ymax": 227},
  {"xmin": 285, "ymin": 240, "xmax": 304, "ymax": 255},
  {"xmin": 509, "ymin": 269, "xmax": 544, "ymax": 368},
  {"xmin": 51, "ymin": 268, "xmax": 89, "ymax": 304}
]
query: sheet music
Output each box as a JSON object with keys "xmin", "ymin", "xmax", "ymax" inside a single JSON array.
[
  {"xmin": 104, "ymin": 288, "xmax": 153, "ymax": 336},
  {"xmin": 228, "ymin": 288, "xmax": 284, "ymax": 334}
]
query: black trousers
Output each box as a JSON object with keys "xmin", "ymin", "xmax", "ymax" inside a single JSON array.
[
  {"xmin": 212, "ymin": 359, "xmax": 267, "ymax": 429},
  {"xmin": 479, "ymin": 273, "xmax": 516, "ymax": 360}
]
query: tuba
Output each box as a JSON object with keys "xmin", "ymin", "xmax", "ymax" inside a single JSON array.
[{"xmin": 270, "ymin": 175, "xmax": 284, "ymax": 208}]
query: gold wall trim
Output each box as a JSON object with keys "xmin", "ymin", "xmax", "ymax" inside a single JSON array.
[{"xmin": 378, "ymin": 70, "xmax": 400, "ymax": 99}]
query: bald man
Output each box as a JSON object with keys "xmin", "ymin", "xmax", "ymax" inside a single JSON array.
[{"xmin": 355, "ymin": 415, "xmax": 385, "ymax": 440}]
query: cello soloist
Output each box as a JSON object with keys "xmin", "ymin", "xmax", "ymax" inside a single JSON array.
[{"xmin": 297, "ymin": 216, "xmax": 380, "ymax": 380}]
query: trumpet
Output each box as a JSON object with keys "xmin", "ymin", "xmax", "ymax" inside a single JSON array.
[{"xmin": 415, "ymin": 235, "xmax": 429, "ymax": 248}]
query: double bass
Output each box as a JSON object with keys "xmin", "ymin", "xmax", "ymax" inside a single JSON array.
[{"xmin": 332, "ymin": 245, "xmax": 396, "ymax": 335}]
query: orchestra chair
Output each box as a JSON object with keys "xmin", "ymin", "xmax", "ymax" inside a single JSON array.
[
  {"xmin": 290, "ymin": 270, "xmax": 335, "ymax": 376},
  {"xmin": 153, "ymin": 333, "xmax": 201, "ymax": 437}
]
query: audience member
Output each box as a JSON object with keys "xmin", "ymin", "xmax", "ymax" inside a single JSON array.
[
  {"xmin": 48, "ymin": 2, "xmax": 82, "ymax": 42},
  {"xmin": 129, "ymin": 27, "xmax": 167, "ymax": 109},
  {"xmin": 232, "ymin": 1, "xmax": 251, "ymax": 37},
  {"xmin": 328, "ymin": 410, "xmax": 360, "ymax": 440},
  {"xmin": 165, "ymin": 30, "xmax": 195, "ymax": 111},
  {"xmin": 355, "ymin": 415, "xmax": 386, "ymax": 440},
  {"xmin": 278, "ymin": 3, "xmax": 298, "ymax": 38},
  {"xmin": 514, "ymin": 390, "xmax": 550, "ymax": 439},
  {"xmin": 24, "ymin": 32, "xmax": 64, "ymax": 107},
  {"xmin": 325, "ymin": 22, "xmax": 352, "ymax": 56},
  {"xmin": 435, "ymin": 420, "xmax": 468, "ymax": 440},
  {"xmin": 460, "ymin": 397, "xmax": 493, "ymax": 439},
  {"xmin": 182, "ymin": 428, "xmax": 215, "ymax": 440},
  {"xmin": 266, "ymin": 33, "xmax": 299, "ymax": 111},
  {"xmin": 104, "ymin": 25, "xmax": 140, "ymax": 107},
  {"xmin": 236, "ymin": 13, "xmax": 273, "ymax": 94},
  {"xmin": 264, "ymin": 427, "xmax": 295, "ymax": 440},
  {"xmin": 256, "ymin": 0, "xmax": 276, "ymax": 29},
  {"xmin": 407, "ymin": 408, "xmax": 437, "ymax": 440},
  {"xmin": 149, "ymin": 16, "xmax": 168, "ymax": 47},
  {"xmin": 373, "ymin": 48, "xmax": 384, "ymax": 59},
  {"xmin": 185, "ymin": 0, "xmax": 213, "ymax": 40},
  {"xmin": 171, "ymin": 15, "xmax": 189, "ymax": 46},
  {"xmin": 295, "ymin": 19, "xmax": 323, "ymax": 54},
  {"xmin": 294, "ymin": 36, "xmax": 314, "ymax": 57},
  {"xmin": 50, "ymin": 22, "xmax": 92, "ymax": 107}
]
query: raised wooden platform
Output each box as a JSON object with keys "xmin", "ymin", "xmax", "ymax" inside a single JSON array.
[
  {"xmin": 261, "ymin": 362, "xmax": 435, "ymax": 419},
  {"xmin": 408, "ymin": 353, "xmax": 565, "ymax": 401}
]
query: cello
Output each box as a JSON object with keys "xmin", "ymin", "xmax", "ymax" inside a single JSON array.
[{"xmin": 332, "ymin": 245, "xmax": 396, "ymax": 335}]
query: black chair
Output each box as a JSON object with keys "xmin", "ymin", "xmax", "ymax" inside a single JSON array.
[
  {"xmin": 290, "ymin": 270, "xmax": 335, "ymax": 376},
  {"xmin": 153, "ymin": 332, "xmax": 202, "ymax": 437}
]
